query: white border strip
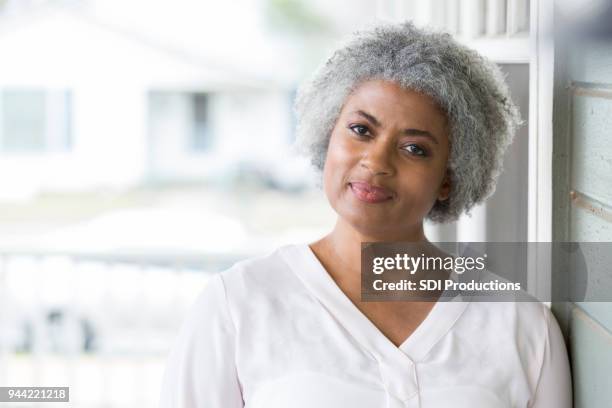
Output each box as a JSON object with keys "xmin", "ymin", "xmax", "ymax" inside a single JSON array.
[{"xmin": 528, "ymin": 0, "xmax": 554, "ymax": 304}]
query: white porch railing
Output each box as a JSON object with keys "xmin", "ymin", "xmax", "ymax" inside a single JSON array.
[{"xmin": 0, "ymin": 250, "xmax": 245, "ymax": 407}]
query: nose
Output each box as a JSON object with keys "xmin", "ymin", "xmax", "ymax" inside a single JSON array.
[{"xmin": 359, "ymin": 136, "xmax": 395, "ymax": 176}]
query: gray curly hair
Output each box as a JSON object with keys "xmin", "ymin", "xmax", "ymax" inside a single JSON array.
[{"xmin": 292, "ymin": 21, "xmax": 522, "ymax": 223}]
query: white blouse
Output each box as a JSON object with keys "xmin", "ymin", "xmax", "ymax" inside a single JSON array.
[{"xmin": 159, "ymin": 243, "xmax": 572, "ymax": 408}]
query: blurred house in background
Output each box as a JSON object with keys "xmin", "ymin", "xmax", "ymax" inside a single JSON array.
[
  {"xmin": 0, "ymin": 3, "xmax": 312, "ymax": 201},
  {"xmin": 0, "ymin": 2, "xmax": 358, "ymax": 406}
]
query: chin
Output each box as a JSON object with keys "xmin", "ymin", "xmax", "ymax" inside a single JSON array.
[{"xmin": 341, "ymin": 212, "xmax": 397, "ymax": 235}]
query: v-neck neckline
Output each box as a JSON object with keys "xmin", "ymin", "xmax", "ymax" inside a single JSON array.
[{"xmin": 280, "ymin": 242, "xmax": 470, "ymax": 365}]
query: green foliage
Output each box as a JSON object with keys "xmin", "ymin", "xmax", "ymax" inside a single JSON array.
[{"xmin": 265, "ymin": 0, "xmax": 330, "ymax": 35}]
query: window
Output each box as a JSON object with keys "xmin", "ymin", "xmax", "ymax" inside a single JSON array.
[
  {"xmin": 287, "ymin": 87, "xmax": 297, "ymax": 145},
  {"xmin": 191, "ymin": 93, "xmax": 212, "ymax": 151},
  {"xmin": 147, "ymin": 91, "xmax": 215, "ymax": 155},
  {"xmin": 0, "ymin": 89, "xmax": 72, "ymax": 153}
]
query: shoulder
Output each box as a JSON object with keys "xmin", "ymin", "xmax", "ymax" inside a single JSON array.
[
  {"xmin": 459, "ymin": 301, "xmax": 559, "ymax": 394},
  {"xmin": 214, "ymin": 244, "xmax": 310, "ymax": 320},
  {"xmin": 462, "ymin": 300, "xmax": 551, "ymax": 342},
  {"xmin": 173, "ymin": 245, "xmax": 301, "ymax": 348},
  {"xmin": 179, "ymin": 273, "xmax": 233, "ymax": 335},
  {"xmin": 452, "ymin": 266, "xmax": 552, "ymax": 340},
  {"xmin": 467, "ymin": 267, "xmax": 554, "ymax": 339},
  {"xmin": 218, "ymin": 244, "xmax": 298, "ymax": 295},
  {"xmin": 477, "ymin": 302, "xmax": 569, "ymax": 407},
  {"xmin": 174, "ymin": 244, "xmax": 299, "ymax": 332},
  {"xmin": 179, "ymin": 245, "xmax": 294, "ymax": 326}
]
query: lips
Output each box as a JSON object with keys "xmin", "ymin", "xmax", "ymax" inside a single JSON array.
[{"xmin": 349, "ymin": 181, "xmax": 394, "ymax": 203}]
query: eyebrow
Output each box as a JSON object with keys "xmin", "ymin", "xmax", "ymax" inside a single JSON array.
[{"xmin": 352, "ymin": 109, "xmax": 439, "ymax": 144}]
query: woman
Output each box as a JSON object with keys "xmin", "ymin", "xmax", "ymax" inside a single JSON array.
[{"xmin": 159, "ymin": 22, "xmax": 571, "ymax": 408}]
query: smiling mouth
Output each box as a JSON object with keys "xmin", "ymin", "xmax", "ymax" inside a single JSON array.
[{"xmin": 348, "ymin": 182, "xmax": 393, "ymax": 204}]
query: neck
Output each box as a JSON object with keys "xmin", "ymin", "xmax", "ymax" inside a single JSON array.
[{"xmin": 312, "ymin": 217, "xmax": 428, "ymax": 288}]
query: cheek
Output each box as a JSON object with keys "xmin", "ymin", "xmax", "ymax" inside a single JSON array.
[
  {"xmin": 322, "ymin": 134, "xmax": 355, "ymax": 198},
  {"xmin": 397, "ymin": 163, "xmax": 447, "ymax": 202},
  {"xmin": 326, "ymin": 131, "xmax": 354, "ymax": 163}
]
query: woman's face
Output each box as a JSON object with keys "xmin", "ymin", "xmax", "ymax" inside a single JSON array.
[{"xmin": 322, "ymin": 79, "xmax": 451, "ymax": 238}]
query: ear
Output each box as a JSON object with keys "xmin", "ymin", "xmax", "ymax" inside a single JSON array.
[{"xmin": 437, "ymin": 171, "xmax": 451, "ymax": 201}]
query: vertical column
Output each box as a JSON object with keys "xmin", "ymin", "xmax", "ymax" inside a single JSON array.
[
  {"xmin": 394, "ymin": 0, "xmax": 410, "ymax": 22},
  {"xmin": 100, "ymin": 261, "xmax": 113, "ymax": 407},
  {"xmin": 32, "ymin": 256, "xmax": 44, "ymax": 386},
  {"xmin": 424, "ymin": 220, "xmax": 458, "ymax": 243},
  {"xmin": 413, "ymin": 0, "xmax": 433, "ymax": 27},
  {"xmin": 376, "ymin": 0, "xmax": 397, "ymax": 22},
  {"xmin": 460, "ymin": 0, "xmax": 485, "ymax": 38},
  {"xmin": 429, "ymin": 0, "xmax": 448, "ymax": 30},
  {"xmin": 439, "ymin": 221, "xmax": 459, "ymax": 242},
  {"xmin": 65, "ymin": 256, "xmax": 78, "ymax": 406},
  {"xmin": 486, "ymin": 0, "xmax": 507, "ymax": 35},
  {"xmin": 527, "ymin": 0, "xmax": 554, "ymax": 302},
  {"xmin": 134, "ymin": 262, "xmax": 148, "ymax": 407},
  {"xmin": 507, "ymin": 0, "xmax": 530, "ymax": 34},
  {"xmin": 457, "ymin": 202, "xmax": 487, "ymax": 242},
  {"xmin": 0, "ymin": 255, "xmax": 7, "ymax": 385},
  {"xmin": 424, "ymin": 221, "xmax": 441, "ymax": 242},
  {"xmin": 445, "ymin": 0, "xmax": 460, "ymax": 34}
]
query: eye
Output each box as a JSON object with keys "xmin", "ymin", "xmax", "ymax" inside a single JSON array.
[
  {"xmin": 348, "ymin": 124, "xmax": 371, "ymax": 137},
  {"xmin": 402, "ymin": 144, "xmax": 428, "ymax": 157}
]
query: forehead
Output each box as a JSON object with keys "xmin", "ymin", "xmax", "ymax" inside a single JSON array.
[{"xmin": 342, "ymin": 79, "xmax": 448, "ymax": 125}]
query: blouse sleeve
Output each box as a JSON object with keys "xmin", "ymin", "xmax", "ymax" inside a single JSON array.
[
  {"xmin": 528, "ymin": 306, "xmax": 572, "ymax": 408},
  {"xmin": 159, "ymin": 273, "xmax": 244, "ymax": 408}
]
